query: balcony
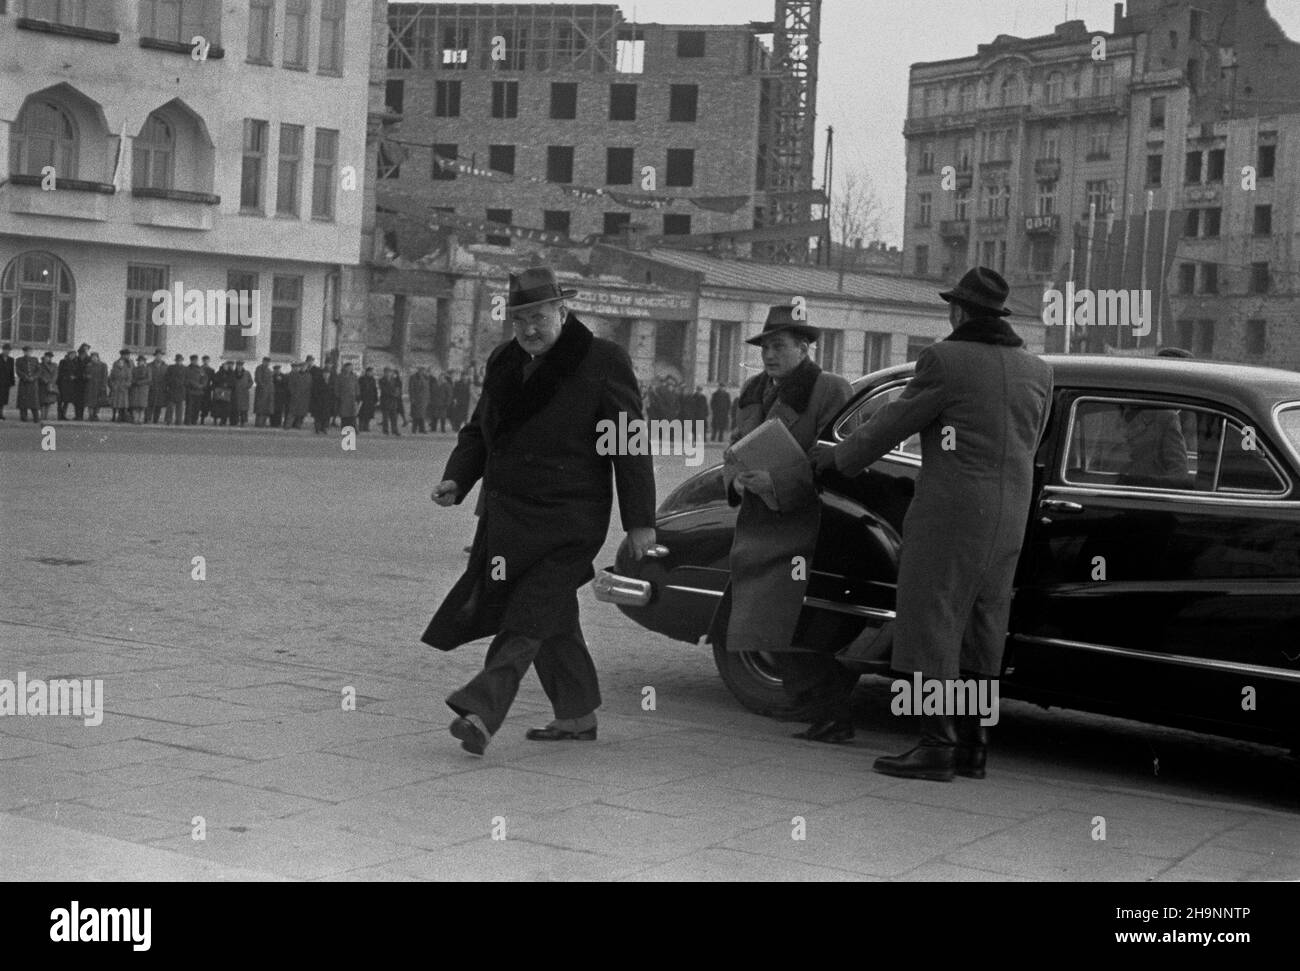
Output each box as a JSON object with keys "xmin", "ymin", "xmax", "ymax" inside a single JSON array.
[
  {"xmin": 1032, "ymin": 93, "xmax": 1125, "ymax": 118},
  {"xmin": 1024, "ymin": 213, "xmax": 1060, "ymax": 235},
  {"xmin": 1033, "ymin": 158, "xmax": 1062, "ymax": 178},
  {"xmin": 904, "ymin": 102, "xmax": 1028, "ymax": 136},
  {"xmin": 1185, "ymin": 184, "xmax": 1222, "ymax": 204},
  {"xmin": 979, "ymin": 158, "xmax": 1012, "ymax": 174},
  {"xmin": 903, "ymin": 112, "xmax": 976, "ymax": 136},
  {"xmin": 975, "ymin": 214, "xmax": 1008, "ymax": 233},
  {"xmin": 131, "ymin": 188, "xmax": 219, "ymax": 231},
  {"xmin": 2, "ymin": 175, "xmax": 113, "ymax": 221},
  {"xmin": 954, "ymin": 169, "xmax": 973, "ymax": 189},
  {"xmin": 940, "ymin": 219, "xmax": 970, "ymax": 241}
]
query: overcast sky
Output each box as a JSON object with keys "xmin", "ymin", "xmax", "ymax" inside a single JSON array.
[{"xmin": 412, "ymin": 1, "xmax": 1300, "ymax": 246}]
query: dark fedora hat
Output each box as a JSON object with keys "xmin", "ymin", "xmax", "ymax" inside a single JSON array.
[
  {"xmin": 746, "ymin": 304, "xmax": 820, "ymax": 346},
  {"xmin": 507, "ymin": 266, "xmax": 578, "ymax": 312},
  {"xmin": 939, "ymin": 266, "xmax": 1013, "ymax": 317}
]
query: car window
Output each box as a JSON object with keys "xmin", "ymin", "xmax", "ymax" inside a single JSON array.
[
  {"xmin": 834, "ymin": 383, "xmax": 921, "ymax": 459},
  {"xmin": 1062, "ymin": 397, "xmax": 1286, "ymax": 495}
]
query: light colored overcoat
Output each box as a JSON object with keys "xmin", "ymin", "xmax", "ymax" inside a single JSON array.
[{"xmin": 832, "ymin": 317, "xmax": 1053, "ymax": 679}]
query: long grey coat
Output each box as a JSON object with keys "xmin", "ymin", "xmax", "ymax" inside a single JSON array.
[
  {"xmin": 832, "ymin": 316, "xmax": 1053, "ymax": 680},
  {"xmin": 710, "ymin": 358, "xmax": 852, "ymax": 654}
]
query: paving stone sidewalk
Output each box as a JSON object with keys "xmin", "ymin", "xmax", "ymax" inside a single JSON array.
[{"xmin": 4, "ymin": 617, "xmax": 1300, "ymax": 881}]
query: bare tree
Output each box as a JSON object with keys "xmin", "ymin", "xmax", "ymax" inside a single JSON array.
[{"xmin": 830, "ymin": 165, "xmax": 887, "ymax": 254}]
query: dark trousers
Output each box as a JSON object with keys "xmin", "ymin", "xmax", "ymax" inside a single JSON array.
[
  {"xmin": 772, "ymin": 651, "xmax": 856, "ymax": 722},
  {"xmin": 185, "ymin": 394, "xmax": 203, "ymax": 424},
  {"xmin": 164, "ymin": 400, "xmax": 182, "ymax": 425},
  {"xmin": 447, "ymin": 624, "xmax": 601, "ymax": 736},
  {"xmin": 412, "ymin": 416, "xmax": 427, "ymax": 433},
  {"xmin": 381, "ymin": 407, "xmax": 400, "ymax": 435}
]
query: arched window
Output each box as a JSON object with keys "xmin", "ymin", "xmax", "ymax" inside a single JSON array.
[
  {"xmin": 0, "ymin": 252, "xmax": 76, "ymax": 347},
  {"xmin": 133, "ymin": 114, "xmax": 174, "ymax": 190},
  {"xmin": 1000, "ymin": 75, "xmax": 1021, "ymax": 106},
  {"xmin": 9, "ymin": 100, "xmax": 78, "ymax": 178},
  {"xmin": 1046, "ymin": 71, "xmax": 1065, "ymax": 104}
]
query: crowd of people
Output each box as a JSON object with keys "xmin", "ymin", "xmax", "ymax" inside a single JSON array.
[
  {"xmin": 0, "ymin": 342, "xmax": 479, "ymax": 435},
  {"xmin": 0, "ymin": 341, "xmax": 744, "ymax": 443}
]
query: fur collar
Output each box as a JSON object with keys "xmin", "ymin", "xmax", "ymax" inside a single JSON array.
[
  {"xmin": 738, "ymin": 356, "xmax": 822, "ymax": 414},
  {"xmin": 945, "ymin": 316, "xmax": 1024, "ymax": 347},
  {"xmin": 483, "ymin": 313, "xmax": 594, "ymax": 438}
]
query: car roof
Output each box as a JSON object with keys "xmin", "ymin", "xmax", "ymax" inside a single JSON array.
[{"xmin": 853, "ymin": 354, "xmax": 1300, "ymax": 419}]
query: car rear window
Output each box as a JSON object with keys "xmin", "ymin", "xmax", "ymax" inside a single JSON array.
[{"xmin": 1277, "ymin": 405, "xmax": 1300, "ymax": 456}]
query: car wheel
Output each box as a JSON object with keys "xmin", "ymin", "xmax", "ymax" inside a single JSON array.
[{"xmin": 711, "ymin": 641, "xmax": 789, "ymax": 716}]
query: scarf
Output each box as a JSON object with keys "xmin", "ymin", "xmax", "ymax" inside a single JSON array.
[
  {"xmin": 945, "ymin": 315, "xmax": 1025, "ymax": 347},
  {"xmin": 737, "ymin": 356, "xmax": 823, "ymax": 415}
]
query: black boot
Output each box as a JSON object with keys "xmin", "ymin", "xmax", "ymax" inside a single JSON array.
[
  {"xmin": 955, "ymin": 714, "xmax": 989, "ymax": 779},
  {"xmin": 873, "ymin": 713, "xmax": 957, "ymax": 782}
]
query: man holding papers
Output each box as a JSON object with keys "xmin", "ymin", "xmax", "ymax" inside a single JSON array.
[{"xmin": 710, "ymin": 305, "xmax": 855, "ymax": 743}]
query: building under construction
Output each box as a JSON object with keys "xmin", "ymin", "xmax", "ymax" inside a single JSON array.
[{"xmin": 378, "ymin": 2, "xmax": 823, "ymax": 261}]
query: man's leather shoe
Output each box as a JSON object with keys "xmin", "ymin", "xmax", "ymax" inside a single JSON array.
[
  {"xmin": 450, "ymin": 715, "xmax": 489, "ymax": 755},
  {"xmin": 525, "ymin": 726, "xmax": 597, "ymax": 741},
  {"xmin": 791, "ymin": 719, "xmax": 854, "ymax": 744},
  {"xmin": 955, "ymin": 714, "xmax": 989, "ymax": 779},
  {"xmin": 873, "ymin": 714, "xmax": 957, "ymax": 782}
]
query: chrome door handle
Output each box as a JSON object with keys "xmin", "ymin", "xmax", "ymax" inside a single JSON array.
[
  {"xmin": 643, "ymin": 544, "xmax": 671, "ymax": 558},
  {"xmin": 1040, "ymin": 499, "xmax": 1084, "ymax": 514}
]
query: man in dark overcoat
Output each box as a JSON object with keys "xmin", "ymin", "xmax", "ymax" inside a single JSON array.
[
  {"xmin": 709, "ymin": 385, "xmax": 732, "ymax": 442},
  {"xmin": 56, "ymin": 350, "xmax": 77, "ymax": 420},
  {"xmin": 425, "ymin": 266, "xmax": 658, "ymax": 755},
  {"xmin": 813, "ymin": 267, "xmax": 1053, "ymax": 781},
  {"xmin": 184, "ymin": 355, "xmax": 208, "ymax": 425},
  {"xmin": 147, "ymin": 349, "xmax": 169, "ymax": 423},
  {"xmin": 408, "ymin": 366, "xmax": 430, "ymax": 434},
  {"xmin": 378, "ymin": 367, "xmax": 403, "ymax": 435},
  {"xmin": 358, "ymin": 366, "xmax": 378, "ymax": 431},
  {"xmin": 164, "ymin": 354, "xmax": 187, "ymax": 425},
  {"xmin": 449, "ymin": 373, "xmax": 470, "ymax": 430},
  {"xmin": 15, "ymin": 347, "xmax": 40, "ymax": 421},
  {"xmin": 254, "ymin": 357, "xmax": 275, "ymax": 427},
  {"xmin": 72, "ymin": 343, "xmax": 91, "ymax": 419},
  {"xmin": 85, "ymin": 352, "xmax": 108, "ymax": 420},
  {"xmin": 0, "ymin": 343, "xmax": 15, "ymax": 420}
]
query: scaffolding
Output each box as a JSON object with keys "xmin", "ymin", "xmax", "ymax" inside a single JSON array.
[
  {"xmin": 754, "ymin": 0, "xmax": 822, "ymax": 263},
  {"xmin": 386, "ymin": 3, "xmax": 627, "ymax": 73}
]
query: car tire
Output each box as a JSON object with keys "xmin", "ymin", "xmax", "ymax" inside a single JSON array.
[{"xmin": 711, "ymin": 641, "xmax": 789, "ymax": 716}]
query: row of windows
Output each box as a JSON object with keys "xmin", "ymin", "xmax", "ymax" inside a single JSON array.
[
  {"xmin": 0, "ymin": 252, "xmax": 305, "ymax": 354},
  {"xmin": 387, "ymin": 20, "xmax": 707, "ymax": 72},
  {"xmin": 1178, "ymin": 261, "xmax": 1276, "ymax": 295},
  {"xmin": 917, "ymin": 135, "xmax": 1277, "ymax": 180},
  {"xmin": 468, "ymin": 209, "xmax": 694, "ymax": 244},
  {"xmin": 239, "ymin": 119, "xmax": 339, "ymax": 219},
  {"xmin": 387, "ymin": 78, "xmax": 700, "ymax": 123},
  {"xmin": 916, "ymin": 188, "xmax": 1275, "ymax": 234},
  {"xmin": 383, "ymin": 143, "xmax": 698, "ymax": 188},
  {"xmin": 16, "ymin": 0, "xmax": 347, "ymax": 75},
  {"xmin": 1173, "ymin": 318, "xmax": 1271, "ymax": 358},
  {"xmin": 1146, "ymin": 145, "xmax": 1277, "ymax": 186},
  {"xmin": 9, "ymin": 98, "xmax": 340, "ymax": 220},
  {"xmin": 912, "ymin": 63, "xmax": 1117, "ymax": 117}
]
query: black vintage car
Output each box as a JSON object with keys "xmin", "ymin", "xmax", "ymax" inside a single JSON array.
[{"xmin": 594, "ymin": 355, "xmax": 1300, "ymax": 753}]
